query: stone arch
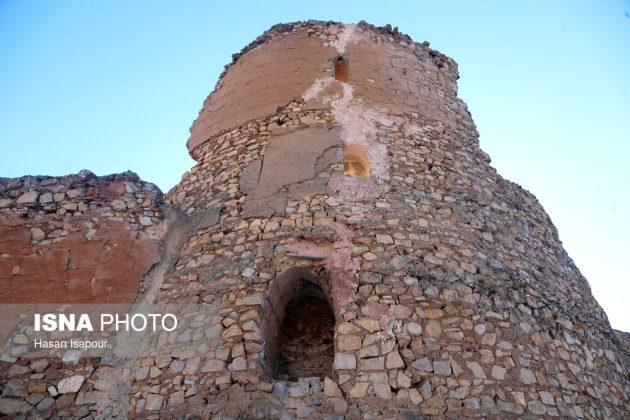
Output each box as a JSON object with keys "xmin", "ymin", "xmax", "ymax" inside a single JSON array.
[{"xmin": 262, "ymin": 267, "xmax": 335, "ymax": 381}]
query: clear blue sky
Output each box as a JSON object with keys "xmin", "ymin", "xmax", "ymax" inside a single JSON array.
[{"xmin": 1, "ymin": 1, "xmax": 628, "ymax": 330}]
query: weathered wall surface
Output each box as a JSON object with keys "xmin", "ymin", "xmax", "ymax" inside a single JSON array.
[
  {"xmin": 187, "ymin": 27, "xmax": 337, "ymax": 153},
  {"xmin": 0, "ymin": 171, "xmax": 164, "ymax": 304},
  {"xmin": 0, "ymin": 20, "xmax": 628, "ymax": 419},
  {"xmin": 162, "ymin": 21, "xmax": 629, "ymax": 419},
  {"xmin": 0, "ymin": 171, "xmax": 176, "ymax": 418},
  {"xmin": 162, "ymin": 106, "xmax": 629, "ymax": 418}
]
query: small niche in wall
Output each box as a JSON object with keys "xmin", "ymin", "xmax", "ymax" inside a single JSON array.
[
  {"xmin": 334, "ymin": 55, "xmax": 350, "ymax": 83},
  {"xmin": 343, "ymin": 145, "xmax": 369, "ymax": 177}
]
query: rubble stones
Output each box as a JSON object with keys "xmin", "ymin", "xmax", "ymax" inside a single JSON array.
[
  {"xmin": 333, "ymin": 353, "xmax": 356, "ymax": 370},
  {"xmin": 0, "ymin": 398, "xmax": 32, "ymax": 415},
  {"xmin": 433, "ymin": 360, "xmax": 452, "ymax": 376},
  {"xmin": 17, "ymin": 191, "xmax": 39, "ymax": 204},
  {"xmin": 528, "ymin": 399, "xmax": 546, "ymax": 415},
  {"xmin": 491, "ymin": 365, "xmax": 507, "ymax": 380},
  {"xmin": 466, "ymin": 361, "xmax": 486, "ymax": 379},
  {"xmin": 412, "ymin": 358, "xmax": 432, "ymax": 372},
  {"xmin": 2, "ymin": 379, "xmax": 26, "ymax": 397}
]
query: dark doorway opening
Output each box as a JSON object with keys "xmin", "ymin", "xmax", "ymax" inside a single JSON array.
[
  {"xmin": 263, "ymin": 268, "xmax": 335, "ymax": 381},
  {"xmin": 277, "ymin": 293, "xmax": 335, "ymax": 380}
]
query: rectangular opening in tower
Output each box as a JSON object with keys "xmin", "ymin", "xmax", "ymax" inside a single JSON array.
[
  {"xmin": 335, "ymin": 55, "xmax": 350, "ymax": 83},
  {"xmin": 343, "ymin": 144, "xmax": 369, "ymax": 176}
]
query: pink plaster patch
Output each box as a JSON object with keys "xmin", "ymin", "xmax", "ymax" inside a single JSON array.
[
  {"xmin": 327, "ymin": 221, "xmax": 359, "ymax": 305},
  {"xmin": 98, "ymin": 181, "xmax": 126, "ymax": 199},
  {"xmin": 285, "ymin": 240, "xmax": 332, "ymax": 259},
  {"xmin": 365, "ymin": 301, "xmax": 389, "ymax": 318}
]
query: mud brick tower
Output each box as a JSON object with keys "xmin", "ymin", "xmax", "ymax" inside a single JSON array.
[{"xmin": 1, "ymin": 21, "xmax": 628, "ymax": 419}]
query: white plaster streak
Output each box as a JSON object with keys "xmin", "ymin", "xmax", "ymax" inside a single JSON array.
[
  {"xmin": 301, "ymin": 77, "xmax": 334, "ymax": 102},
  {"xmin": 329, "ymin": 82, "xmax": 392, "ymax": 178},
  {"xmin": 327, "ymin": 24, "xmax": 361, "ymax": 54},
  {"xmin": 300, "ymin": 23, "xmax": 398, "ymax": 199}
]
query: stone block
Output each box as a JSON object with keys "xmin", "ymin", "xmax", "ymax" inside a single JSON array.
[
  {"xmin": 333, "ymin": 353, "xmax": 356, "ymax": 370},
  {"xmin": 57, "ymin": 375, "xmax": 84, "ymax": 394},
  {"xmin": 145, "ymin": 394, "xmax": 163, "ymax": 411}
]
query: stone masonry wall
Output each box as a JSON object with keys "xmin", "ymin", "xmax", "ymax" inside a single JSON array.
[
  {"xmin": 186, "ymin": 20, "xmax": 465, "ymax": 155},
  {"xmin": 0, "ymin": 20, "xmax": 628, "ymax": 419},
  {"xmin": 158, "ymin": 21, "xmax": 628, "ymax": 419},
  {"xmin": 159, "ymin": 98, "xmax": 629, "ymax": 418},
  {"xmin": 0, "ymin": 171, "xmax": 173, "ymax": 418}
]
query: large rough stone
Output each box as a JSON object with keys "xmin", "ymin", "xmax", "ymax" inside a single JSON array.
[
  {"xmin": 425, "ymin": 320, "xmax": 442, "ymax": 337},
  {"xmin": 338, "ymin": 334, "xmax": 362, "ymax": 351},
  {"xmin": 0, "ymin": 398, "xmax": 32, "ymax": 415},
  {"xmin": 348, "ymin": 382, "xmax": 369, "ymax": 398},
  {"xmin": 359, "ymin": 357, "xmax": 384, "ymax": 371},
  {"xmin": 528, "ymin": 400, "xmax": 546, "ymax": 415},
  {"xmin": 433, "ymin": 360, "xmax": 452, "ymax": 376},
  {"xmin": 386, "ymin": 351, "xmax": 405, "ymax": 369},
  {"xmin": 520, "ymin": 368, "xmax": 537, "ymax": 385},
  {"xmin": 466, "ymin": 361, "xmax": 487, "ymax": 379},
  {"xmin": 16, "ymin": 191, "xmax": 39, "ymax": 204},
  {"xmin": 57, "ymin": 375, "xmax": 85, "ymax": 394},
  {"xmin": 2, "ymin": 379, "xmax": 26, "ymax": 397},
  {"xmin": 322, "ymin": 397, "xmax": 348, "ymax": 415},
  {"xmin": 412, "ymin": 358, "xmax": 433, "ymax": 372},
  {"xmin": 333, "ymin": 353, "xmax": 356, "ymax": 370},
  {"xmin": 354, "ymin": 318, "xmax": 380, "ymax": 333},
  {"xmin": 228, "ymin": 357, "xmax": 248, "ymax": 371},
  {"xmin": 201, "ymin": 359, "xmax": 225, "ymax": 372},
  {"xmin": 372, "ymin": 382, "xmax": 392, "ymax": 400},
  {"xmin": 145, "ymin": 394, "xmax": 164, "ymax": 411},
  {"xmin": 421, "ymin": 396, "xmax": 447, "ymax": 416},
  {"xmin": 406, "ymin": 322, "xmax": 422, "ymax": 336},
  {"xmin": 36, "ymin": 397, "xmax": 55, "ymax": 411},
  {"xmin": 324, "ymin": 377, "xmax": 341, "ymax": 397},
  {"xmin": 491, "ymin": 365, "xmax": 507, "ymax": 380}
]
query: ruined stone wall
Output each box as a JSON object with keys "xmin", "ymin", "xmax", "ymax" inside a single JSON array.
[
  {"xmin": 0, "ymin": 171, "xmax": 174, "ymax": 417},
  {"xmin": 155, "ymin": 22, "xmax": 629, "ymax": 418},
  {"xmin": 0, "ymin": 170, "xmax": 165, "ymax": 303},
  {"xmin": 0, "ymin": 20, "xmax": 628, "ymax": 419}
]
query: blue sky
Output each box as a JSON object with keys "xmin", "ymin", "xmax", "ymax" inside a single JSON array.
[{"xmin": 1, "ymin": 1, "xmax": 628, "ymax": 330}]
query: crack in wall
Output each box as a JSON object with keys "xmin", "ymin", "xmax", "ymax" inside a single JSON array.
[
  {"xmin": 240, "ymin": 127, "xmax": 342, "ymax": 218},
  {"xmin": 301, "ymin": 24, "xmax": 401, "ymax": 202}
]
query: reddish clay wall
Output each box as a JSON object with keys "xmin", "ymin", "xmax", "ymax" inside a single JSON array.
[
  {"xmin": 186, "ymin": 22, "xmax": 463, "ymax": 156},
  {"xmin": 0, "ymin": 171, "xmax": 164, "ymax": 304}
]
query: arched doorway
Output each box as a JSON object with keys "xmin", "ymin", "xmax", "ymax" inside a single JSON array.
[{"xmin": 263, "ymin": 267, "xmax": 335, "ymax": 381}]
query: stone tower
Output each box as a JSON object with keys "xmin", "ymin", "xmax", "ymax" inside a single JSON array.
[{"xmin": 0, "ymin": 21, "xmax": 628, "ymax": 419}]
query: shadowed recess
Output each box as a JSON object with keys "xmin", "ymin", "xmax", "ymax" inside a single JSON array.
[
  {"xmin": 262, "ymin": 267, "xmax": 335, "ymax": 380},
  {"xmin": 343, "ymin": 144, "xmax": 369, "ymax": 176},
  {"xmin": 335, "ymin": 55, "xmax": 350, "ymax": 82}
]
